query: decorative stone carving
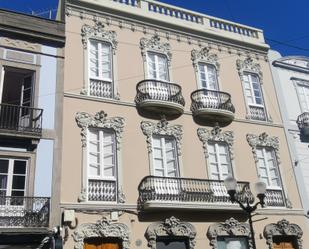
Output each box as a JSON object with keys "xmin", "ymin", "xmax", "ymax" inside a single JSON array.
[
  {"xmin": 191, "ymin": 47, "xmax": 220, "ymax": 73},
  {"xmin": 118, "ymin": 189, "xmax": 126, "ymax": 203},
  {"xmin": 207, "ymin": 218, "xmax": 253, "ymax": 249},
  {"xmin": 263, "ymin": 219, "xmax": 303, "ymax": 249},
  {"xmin": 73, "ymin": 217, "xmax": 130, "ymax": 249},
  {"xmin": 0, "ymin": 37, "xmax": 39, "ymax": 52},
  {"xmin": 140, "ymin": 34, "xmax": 172, "ymax": 64},
  {"xmin": 197, "ymin": 125, "xmax": 234, "ymax": 160},
  {"xmin": 236, "ymin": 56, "xmax": 263, "ymax": 84},
  {"xmin": 77, "ymin": 188, "xmax": 87, "ymax": 202},
  {"xmin": 81, "ymin": 20, "xmax": 118, "ymax": 51},
  {"xmin": 246, "ymin": 132, "xmax": 280, "ymax": 164},
  {"xmin": 141, "ymin": 118, "xmax": 183, "ymax": 155},
  {"xmin": 145, "ymin": 216, "xmax": 196, "ymax": 249},
  {"xmin": 75, "ymin": 111, "xmax": 125, "ymax": 148}
]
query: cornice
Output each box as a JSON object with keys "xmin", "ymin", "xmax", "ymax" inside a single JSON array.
[{"xmin": 273, "ymin": 60, "xmax": 309, "ymax": 74}]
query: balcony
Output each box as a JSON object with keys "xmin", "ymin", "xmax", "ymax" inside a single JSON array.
[
  {"xmin": 265, "ymin": 189, "xmax": 286, "ymax": 207},
  {"xmin": 296, "ymin": 112, "xmax": 309, "ymax": 136},
  {"xmin": 0, "ymin": 196, "xmax": 50, "ymax": 228},
  {"xmin": 138, "ymin": 176, "xmax": 254, "ymax": 211},
  {"xmin": 190, "ymin": 89, "xmax": 235, "ymax": 126},
  {"xmin": 135, "ymin": 80, "xmax": 185, "ymax": 118},
  {"xmin": 0, "ymin": 103, "xmax": 43, "ymax": 138}
]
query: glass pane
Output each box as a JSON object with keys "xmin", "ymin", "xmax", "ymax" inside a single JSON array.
[
  {"xmin": 0, "ymin": 175, "xmax": 7, "ymax": 190},
  {"xmin": 12, "ymin": 176, "xmax": 25, "ymax": 190},
  {"xmin": 13, "ymin": 161, "xmax": 26, "ymax": 174},
  {"xmin": 157, "ymin": 239, "xmax": 188, "ymax": 249},
  {"xmin": 0, "ymin": 160, "xmax": 9, "ymax": 173}
]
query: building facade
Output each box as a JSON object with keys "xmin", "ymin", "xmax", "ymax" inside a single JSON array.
[
  {"xmin": 60, "ymin": 1, "xmax": 308, "ymax": 249},
  {"xmin": 0, "ymin": 9, "xmax": 65, "ymax": 248},
  {"xmin": 269, "ymin": 51, "xmax": 309, "ymax": 227}
]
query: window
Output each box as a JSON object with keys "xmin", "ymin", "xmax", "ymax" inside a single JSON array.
[
  {"xmin": 147, "ymin": 52, "xmax": 169, "ymax": 81},
  {"xmin": 198, "ymin": 63, "xmax": 218, "ymax": 90},
  {"xmin": 208, "ymin": 142, "xmax": 232, "ymax": 180},
  {"xmin": 217, "ymin": 237, "xmax": 249, "ymax": 249},
  {"xmin": 152, "ymin": 135, "xmax": 179, "ymax": 177},
  {"xmin": 84, "ymin": 238, "xmax": 121, "ymax": 249},
  {"xmin": 88, "ymin": 40, "xmax": 113, "ymax": 98},
  {"xmin": 157, "ymin": 238, "xmax": 188, "ymax": 249},
  {"xmin": 0, "ymin": 158, "xmax": 27, "ymax": 203},
  {"xmin": 87, "ymin": 128, "xmax": 117, "ymax": 201},
  {"xmin": 296, "ymin": 83, "xmax": 309, "ymax": 112},
  {"xmin": 242, "ymin": 72, "xmax": 266, "ymax": 121},
  {"xmin": 256, "ymin": 147, "xmax": 281, "ymax": 189}
]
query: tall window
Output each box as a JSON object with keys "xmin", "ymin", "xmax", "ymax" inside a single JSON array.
[
  {"xmin": 88, "ymin": 40, "xmax": 113, "ymax": 98},
  {"xmin": 198, "ymin": 63, "xmax": 218, "ymax": 90},
  {"xmin": 297, "ymin": 83, "xmax": 309, "ymax": 112},
  {"xmin": 256, "ymin": 147, "xmax": 281, "ymax": 189},
  {"xmin": 217, "ymin": 237, "xmax": 249, "ymax": 249},
  {"xmin": 152, "ymin": 135, "xmax": 179, "ymax": 177},
  {"xmin": 87, "ymin": 128, "xmax": 117, "ymax": 201},
  {"xmin": 243, "ymin": 72, "xmax": 266, "ymax": 121},
  {"xmin": 208, "ymin": 142, "xmax": 232, "ymax": 180},
  {"xmin": 0, "ymin": 158, "xmax": 27, "ymax": 198},
  {"xmin": 147, "ymin": 52, "xmax": 169, "ymax": 81}
]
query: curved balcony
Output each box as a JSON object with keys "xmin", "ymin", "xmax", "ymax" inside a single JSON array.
[
  {"xmin": 296, "ymin": 112, "xmax": 309, "ymax": 136},
  {"xmin": 135, "ymin": 80, "xmax": 185, "ymax": 118},
  {"xmin": 138, "ymin": 176, "xmax": 254, "ymax": 211},
  {"xmin": 190, "ymin": 89, "xmax": 235, "ymax": 126}
]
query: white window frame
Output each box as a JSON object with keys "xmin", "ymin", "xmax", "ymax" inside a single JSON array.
[
  {"xmin": 197, "ymin": 62, "xmax": 219, "ymax": 90},
  {"xmin": 207, "ymin": 141, "xmax": 233, "ymax": 180},
  {"xmin": 151, "ymin": 135, "xmax": 179, "ymax": 177},
  {"xmin": 243, "ymin": 72, "xmax": 265, "ymax": 108},
  {"xmin": 256, "ymin": 146, "xmax": 282, "ymax": 190},
  {"xmin": 146, "ymin": 52, "xmax": 170, "ymax": 82},
  {"xmin": 295, "ymin": 81, "xmax": 309, "ymax": 113}
]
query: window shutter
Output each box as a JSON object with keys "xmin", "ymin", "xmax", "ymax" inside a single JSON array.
[
  {"xmin": 89, "ymin": 40, "xmax": 99, "ymax": 78},
  {"xmin": 298, "ymin": 85, "xmax": 309, "ymax": 112},
  {"xmin": 158, "ymin": 54, "xmax": 168, "ymax": 81},
  {"xmin": 208, "ymin": 143, "xmax": 220, "ymax": 180},
  {"xmin": 103, "ymin": 131, "xmax": 116, "ymax": 178},
  {"xmin": 147, "ymin": 53, "xmax": 157, "ymax": 79},
  {"xmin": 100, "ymin": 43, "xmax": 112, "ymax": 80},
  {"xmin": 207, "ymin": 64, "xmax": 218, "ymax": 90},
  {"xmin": 153, "ymin": 136, "xmax": 165, "ymax": 176},
  {"xmin": 88, "ymin": 129, "xmax": 101, "ymax": 177},
  {"xmin": 164, "ymin": 138, "xmax": 178, "ymax": 177}
]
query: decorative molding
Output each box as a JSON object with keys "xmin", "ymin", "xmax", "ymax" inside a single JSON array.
[
  {"xmin": 236, "ymin": 56, "xmax": 263, "ymax": 83},
  {"xmin": 72, "ymin": 217, "xmax": 130, "ymax": 249},
  {"xmin": 197, "ymin": 125, "xmax": 234, "ymax": 160},
  {"xmin": 140, "ymin": 34, "xmax": 172, "ymax": 64},
  {"xmin": 140, "ymin": 118, "xmax": 183, "ymax": 155},
  {"xmin": 207, "ymin": 217, "xmax": 253, "ymax": 249},
  {"xmin": 118, "ymin": 188, "xmax": 126, "ymax": 203},
  {"xmin": 77, "ymin": 188, "xmax": 87, "ymax": 202},
  {"xmin": 246, "ymin": 132, "xmax": 280, "ymax": 164},
  {"xmin": 145, "ymin": 216, "xmax": 196, "ymax": 249},
  {"xmin": 191, "ymin": 47, "xmax": 220, "ymax": 73},
  {"xmin": 75, "ymin": 110, "xmax": 125, "ymax": 148},
  {"xmin": 263, "ymin": 219, "xmax": 303, "ymax": 249},
  {"xmin": 0, "ymin": 37, "xmax": 40, "ymax": 52},
  {"xmin": 81, "ymin": 20, "xmax": 118, "ymax": 52}
]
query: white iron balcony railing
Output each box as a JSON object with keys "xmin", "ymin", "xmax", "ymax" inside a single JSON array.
[
  {"xmin": 248, "ymin": 105, "xmax": 267, "ymax": 121},
  {"xmin": 0, "ymin": 196, "xmax": 50, "ymax": 228},
  {"xmin": 265, "ymin": 189, "xmax": 286, "ymax": 207},
  {"xmin": 138, "ymin": 176, "xmax": 255, "ymax": 209},
  {"xmin": 0, "ymin": 103, "xmax": 43, "ymax": 136},
  {"xmin": 88, "ymin": 179, "xmax": 117, "ymax": 202},
  {"xmin": 89, "ymin": 79, "xmax": 113, "ymax": 99}
]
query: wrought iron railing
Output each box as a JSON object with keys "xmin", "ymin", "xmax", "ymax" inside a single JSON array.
[
  {"xmin": 89, "ymin": 79, "xmax": 113, "ymax": 98},
  {"xmin": 138, "ymin": 176, "xmax": 254, "ymax": 208},
  {"xmin": 88, "ymin": 179, "xmax": 117, "ymax": 202},
  {"xmin": 0, "ymin": 103, "xmax": 43, "ymax": 136},
  {"xmin": 0, "ymin": 196, "xmax": 50, "ymax": 227},
  {"xmin": 265, "ymin": 189, "xmax": 285, "ymax": 207},
  {"xmin": 296, "ymin": 112, "xmax": 309, "ymax": 130},
  {"xmin": 248, "ymin": 105, "xmax": 267, "ymax": 121},
  {"xmin": 190, "ymin": 89, "xmax": 235, "ymax": 113},
  {"xmin": 135, "ymin": 79, "xmax": 185, "ymax": 107}
]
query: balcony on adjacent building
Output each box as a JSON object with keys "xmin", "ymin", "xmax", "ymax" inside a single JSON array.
[
  {"xmin": 296, "ymin": 112, "xmax": 309, "ymax": 136},
  {"xmin": 0, "ymin": 103, "xmax": 43, "ymax": 138},
  {"xmin": 0, "ymin": 196, "xmax": 50, "ymax": 228},
  {"xmin": 135, "ymin": 80, "xmax": 185, "ymax": 118},
  {"xmin": 190, "ymin": 89, "xmax": 235, "ymax": 126},
  {"xmin": 138, "ymin": 176, "xmax": 286, "ymax": 210}
]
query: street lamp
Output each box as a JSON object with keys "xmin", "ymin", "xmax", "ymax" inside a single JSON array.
[{"xmin": 224, "ymin": 175, "xmax": 266, "ymax": 249}]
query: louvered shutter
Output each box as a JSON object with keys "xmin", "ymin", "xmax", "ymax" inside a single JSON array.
[{"xmin": 89, "ymin": 40, "xmax": 99, "ymax": 78}]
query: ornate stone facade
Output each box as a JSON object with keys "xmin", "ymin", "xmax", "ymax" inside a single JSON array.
[
  {"xmin": 145, "ymin": 216, "xmax": 196, "ymax": 249},
  {"xmin": 236, "ymin": 56, "xmax": 263, "ymax": 83},
  {"xmin": 263, "ymin": 219, "xmax": 303, "ymax": 249},
  {"xmin": 75, "ymin": 110, "xmax": 125, "ymax": 148},
  {"xmin": 140, "ymin": 34, "xmax": 172, "ymax": 65},
  {"xmin": 140, "ymin": 118, "xmax": 183, "ymax": 155},
  {"xmin": 207, "ymin": 218, "xmax": 253, "ymax": 249},
  {"xmin": 191, "ymin": 47, "xmax": 220, "ymax": 73},
  {"xmin": 197, "ymin": 125, "xmax": 234, "ymax": 160},
  {"xmin": 72, "ymin": 217, "xmax": 130, "ymax": 249}
]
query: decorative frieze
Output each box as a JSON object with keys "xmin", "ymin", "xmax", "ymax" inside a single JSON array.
[
  {"xmin": 145, "ymin": 216, "xmax": 196, "ymax": 249},
  {"xmin": 141, "ymin": 118, "xmax": 183, "ymax": 155}
]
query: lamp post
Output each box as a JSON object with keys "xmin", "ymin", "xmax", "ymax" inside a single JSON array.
[{"xmin": 224, "ymin": 175, "xmax": 267, "ymax": 249}]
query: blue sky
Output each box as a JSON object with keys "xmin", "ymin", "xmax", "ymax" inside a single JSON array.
[{"xmin": 1, "ymin": 0, "xmax": 308, "ymax": 57}]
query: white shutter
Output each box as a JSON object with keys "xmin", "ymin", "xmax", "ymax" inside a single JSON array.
[
  {"xmin": 103, "ymin": 131, "xmax": 116, "ymax": 178},
  {"xmin": 208, "ymin": 143, "xmax": 220, "ymax": 180},
  {"xmin": 147, "ymin": 52, "xmax": 169, "ymax": 81},
  {"xmin": 100, "ymin": 43, "xmax": 112, "ymax": 81},
  {"xmin": 89, "ymin": 40, "xmax": 99, "ymax": 78},
  {"xmin": 265, "ymin": 149, "xmax": 280, "ymax": 187},
  {"xmin": 207, "ymin": 64, "xmax": 218, "ymax": 90},
  {"xmin": 165, "ymin": 138, "xmax": 178, "ymax": 177},
  {"xmin": 88, "ymin": 129, "xmax": 101, "ymax": 177},
  {"xmin": 147, "ymin": 53, "xmax": 157, "ymax": 79},
  {"xmin": 153, "ymin": 136, "xmax": 165, "ymax": 176},
  {"xmin": 297, "ymin": 85, "xmax": 309, "ymax": 112},
  {"xmin": 243, "ymin": 74, "xmax": 254, "ymax": 104},
  {"xmin": 198, "ymin": 64, "xmax": 207, "ymax": 88},
  {"xmin": 158, "ymin": 54, "xmax": 168, "ymax": 81}
]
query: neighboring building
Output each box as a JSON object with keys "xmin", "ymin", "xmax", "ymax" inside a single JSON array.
[
  {"xmin": 269, "ymin": 51, "xmax": 309, "ymax": 226},
  {"xmin": 60, "ymin": 1, "xmax": 308, "ymax": 249},
  {"xmin": 0, "ymin": 9, "xmax": 65, "ymax": 248}
]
